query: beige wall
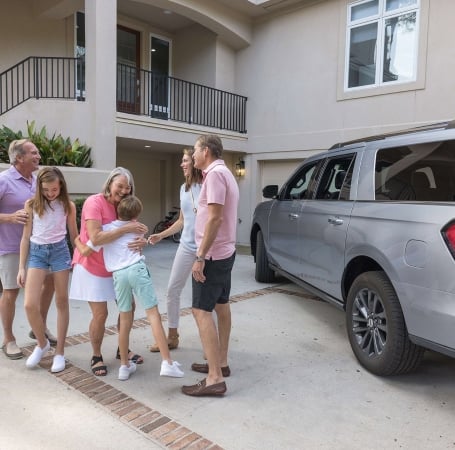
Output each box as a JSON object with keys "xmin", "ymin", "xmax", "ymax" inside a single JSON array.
[
  {"xmin": 0, "ymin": 0, "xmax": 72, "ymax": 72},
  {"xmin": 173, "ymin": 25, "xmax": 217, "ymax": 87}
]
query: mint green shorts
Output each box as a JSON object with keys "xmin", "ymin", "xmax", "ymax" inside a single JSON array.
[{"xmin": 112, "ymin": 260, "xmax": 158, "ymax": 312}]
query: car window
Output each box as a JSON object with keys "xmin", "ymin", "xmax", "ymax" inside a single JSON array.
[
  {"xmin": 375, "ymin": 140, "xmax": 455, "ymax": 201},
  {"xmin": 281, "ymin": 160, "xmax": 321, "ymax": 200},
  {"xmin": 315, "ymin": 154, "xmax": 356, "ymax": 200}
]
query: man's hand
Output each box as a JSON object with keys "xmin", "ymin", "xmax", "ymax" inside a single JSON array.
[
  {"xmin": 12, "ymin": 209, "xmax": 29, "ymax": 225},
  {"xmin": 192, "ymin": 259, "xmax": 206, "ymax": 283}
]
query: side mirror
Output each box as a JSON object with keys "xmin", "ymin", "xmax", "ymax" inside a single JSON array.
[{"xmin": 262, "ymin": 185, "xmax": 279, "ymax": 198}]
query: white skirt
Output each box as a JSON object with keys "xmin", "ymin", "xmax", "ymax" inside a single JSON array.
[{"xmin": 69, "ymin": 264, "xmax": 116, "ymax": 302}]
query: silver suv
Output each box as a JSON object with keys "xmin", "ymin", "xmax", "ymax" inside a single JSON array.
[{"xmin": 250, "ymin": 121, "xmax": 455, "ymax": 376}]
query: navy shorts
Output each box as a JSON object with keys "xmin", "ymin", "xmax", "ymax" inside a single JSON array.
[{"xmin": 192, "ymin": 252, "xmax": 236, "ymax": 312}]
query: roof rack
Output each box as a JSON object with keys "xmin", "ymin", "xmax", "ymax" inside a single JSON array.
[{"xmin": 329, "ymin": 119, "xmax": 455, "ymax": 150}]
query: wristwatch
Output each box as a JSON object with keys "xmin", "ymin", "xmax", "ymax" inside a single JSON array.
[{"xmin": 195, "ymin": 255, "xmax": 204, "ymax": 262}]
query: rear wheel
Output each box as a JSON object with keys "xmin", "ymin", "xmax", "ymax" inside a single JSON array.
[
  {"xmin": 172, "ymin": 232, "xmax": 181, "ymax": 243},
  {"xmin": 255, "ymin": 230, "xmax": 276, "ymax": 282},
  {"xmin": 346, "ymin": 271, "xmax": 424, "ymax": 376}
]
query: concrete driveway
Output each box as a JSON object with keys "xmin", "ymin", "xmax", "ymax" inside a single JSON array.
[{"xmin": 0, "ymin": 240, "xmax": 454, "ymax": 449}]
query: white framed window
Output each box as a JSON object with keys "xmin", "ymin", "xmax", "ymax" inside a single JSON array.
[{"xmin": 346, "ymin": 0, "xmax": 419, "ymax": 90}]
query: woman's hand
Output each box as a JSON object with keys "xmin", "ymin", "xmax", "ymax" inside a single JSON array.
[
  {"xmin": 147, "ymin": 233, "xmax": 162, "ymax": 245},
  {"xmin": 124, "ymin": 221, "xmax": 148, "ymax": 235}
]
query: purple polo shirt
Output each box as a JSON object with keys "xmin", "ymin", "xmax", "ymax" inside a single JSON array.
[
  {"xmin": 0, "ymin": 166, "xmax": 36, "ymax": 255},
  {"xmin": 195, "ymin": 159, "xmax": 239, "ymax": 260}
]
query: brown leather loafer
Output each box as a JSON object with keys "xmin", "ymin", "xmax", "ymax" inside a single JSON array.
[
  {"xmin": 182, "ymin": 379, "xmax": 227, "ymax": 397},
  {"xmin": 191, "ymin": 362, "xmax": 231, "ymax": 377}
]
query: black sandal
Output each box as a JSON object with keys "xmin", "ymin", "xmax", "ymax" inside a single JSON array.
[
  {"xmin": 91, "ymin": 355, "xmax": 107, "ymax": 376},
  {"xmin": 116, "ymin": 347, "xmax": 144, "ymax": 364}
]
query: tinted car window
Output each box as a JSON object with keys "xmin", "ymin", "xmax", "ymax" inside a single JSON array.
[
  {"xmin": 282, "ymin": 161, "xmax": 321, "ymax": 200},
  {"xmin": 315, "ymin": 154, "xmax": 356, "ymax": 200},
  {"xmin": 375, "ymin": 140, "xmax": 455, "ymax": 201}
]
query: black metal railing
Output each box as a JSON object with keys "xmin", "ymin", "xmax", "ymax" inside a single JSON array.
[
  {"xmin": 117, "ymin": 63, "xmax": 247, "ymax": 134},
  {"xmin": 1, "ymin": 58, "xmax": 247, "ymax": 134},
  {"xmin": 0, "ymin": 56, "xmax": 84, "ymax": 115}
]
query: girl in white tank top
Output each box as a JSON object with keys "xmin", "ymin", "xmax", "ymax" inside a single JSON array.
[{"xmin": 17, "ymin": 167, "xmax": 78, "ymax": 373}]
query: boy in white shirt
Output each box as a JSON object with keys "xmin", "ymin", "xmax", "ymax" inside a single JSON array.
[{"xmin": 76, "ymin": 195, "xmax": 184, "ymax": 381}]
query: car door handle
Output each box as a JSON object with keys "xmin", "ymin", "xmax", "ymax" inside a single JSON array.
[
  {"xmin": 289, "ymin": 213, "xmax": 299, "ymax": 220},
  {"xmin": 328, "ymin": 217, "xmax": 343, "ymax": 225}
]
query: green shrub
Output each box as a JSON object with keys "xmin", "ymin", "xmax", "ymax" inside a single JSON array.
[{"xmin": 0, "ymin": 121, "xmax": 92, "ymax": 168}]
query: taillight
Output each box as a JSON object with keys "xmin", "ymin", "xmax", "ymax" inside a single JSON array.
[{"xmin": 442, "ymin": 222, "xmax": 455, "ymax": 258}]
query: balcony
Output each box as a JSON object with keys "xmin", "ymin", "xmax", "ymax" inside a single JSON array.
[{"xmin": 0, "ymin": 57, "xmax": 247, "ymax": 134}]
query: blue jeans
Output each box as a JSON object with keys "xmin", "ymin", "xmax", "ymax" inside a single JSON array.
[{"xmin": 28, "ymin": 239, "xmax": 71, "ymax": 272}]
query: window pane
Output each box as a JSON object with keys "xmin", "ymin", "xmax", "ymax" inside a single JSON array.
[
  {"xmin": 376, "ymin": 141, "xmax": 455, "ymax": 201},
  {"xmin": 288, "ymin": 164, "xmax": 317, "ymax": 200},
  {"xmin": 348, "ymin": 22, "xmax": 378, "ymax": 88},
  {"xmin": 385, "ymin": 0, "xmax": 417, "ymax": 12},
  {"xmin": 351, "ymin": 0, "xmax": 379, "ymax": 21},
  {"xmin": 382, "ymin": 12, "xmax": 416, "ymax": 83}
]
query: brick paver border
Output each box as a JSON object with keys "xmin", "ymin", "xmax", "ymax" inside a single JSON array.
[{"xmin": 23, "ymin": 285, "xmax": 315, "ymax": 449}]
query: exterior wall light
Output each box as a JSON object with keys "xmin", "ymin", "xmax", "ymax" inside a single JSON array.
[{"xmin": 235, "ymin": 159, "xmax": 245, "ymax": 177}]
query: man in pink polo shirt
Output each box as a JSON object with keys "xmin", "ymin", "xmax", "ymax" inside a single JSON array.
[{"xmin": 182, "ymin": 134, "xmax": 239, "ymax": 397}]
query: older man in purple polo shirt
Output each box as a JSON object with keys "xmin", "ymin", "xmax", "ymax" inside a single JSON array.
[
  {"xmin": 0, "ymin": 139, "xmax": 54, "ymax": 359},
  {"xmin": 182, "ymin": 134, "xmax": 239, "ymax": 397}
]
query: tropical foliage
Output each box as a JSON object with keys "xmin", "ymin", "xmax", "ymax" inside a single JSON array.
[{"xmin": 0, "ymin": 121, "xmax": 92, "ymax": 167}]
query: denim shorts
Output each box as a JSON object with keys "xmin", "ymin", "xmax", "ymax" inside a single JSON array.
[
  {"xmin": 28, "ymin": 238, "xmax": 72, "ymax": 272},
  {"xmin": 192, "ymin": 252, "xmax": 236, "ymax": 312},
  {"xmin": 113, "ymin": 260, "xmax": 158, "ymax": 312}
]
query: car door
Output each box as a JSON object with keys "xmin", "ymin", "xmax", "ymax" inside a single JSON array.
[
  {"xmin": 267, "ymin": 159, "xmax": 322, "ymax": 276},
  {"xmin": 299, "ymin": 153, "xmax": 357, "ymax": 299}
]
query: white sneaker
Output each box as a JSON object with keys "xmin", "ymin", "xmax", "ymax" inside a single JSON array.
[
  {"xmin": 118, "ymin": 362, "xmax": 137, "ymax": 381},
  {"xmin": 160, "ymin": 360, "xmax": 184, "ymax": 378},
  {"xmin": 51, "ymin": 354, "xmax": 66, "ymax": 373},
  {"xmin": 26, "ymin": 340, "xmax": 50, "ymax": 368}
]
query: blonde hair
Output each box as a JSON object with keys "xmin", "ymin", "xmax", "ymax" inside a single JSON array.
[{"xmin": 30, "ymin": 166, "xmax": 71, "ymax": 217}]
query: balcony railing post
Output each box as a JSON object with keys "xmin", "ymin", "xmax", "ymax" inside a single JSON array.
[{"xmin": 34, "ymin": 57, "xmax": 39, "ymax": 99}]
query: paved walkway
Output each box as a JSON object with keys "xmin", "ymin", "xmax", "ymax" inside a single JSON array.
[{"xmin": 1, "ymin": 241, "xmax": 455, "ymax": 449}]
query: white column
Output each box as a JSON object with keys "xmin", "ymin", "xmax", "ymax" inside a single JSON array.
[{"xmin": 85, "ymin": 0, "xmax": 117, "ymax": 170}]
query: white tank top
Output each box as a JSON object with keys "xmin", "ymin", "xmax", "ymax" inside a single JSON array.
[{"xmin": 30, "ymin": 200, "xmax": 68, "ymax": 244}]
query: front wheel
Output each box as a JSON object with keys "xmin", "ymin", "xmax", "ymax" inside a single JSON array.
[
  {"xmin": 346, "ymin": 271, "xmax": 424, "ymax": 376},
  {"xmin": 255, "ymin": 230, "xmax": 276, "ymax": 282}
]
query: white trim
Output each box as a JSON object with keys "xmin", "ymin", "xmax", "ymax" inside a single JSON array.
[
  {"xmin": 344, "ymin": 0, "xmax": 420, "ymax": 92},
  {"xmin": 149, "ymin": 33, "xmax": 172, "ymax": 116}
]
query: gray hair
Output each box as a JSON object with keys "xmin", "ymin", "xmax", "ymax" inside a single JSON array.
[
  {"xmin": 8, "ymin": 139, "xmax": 31, "ymax": 165},
  {"xmin": 102, "ymin": 167, "xmax": 135, "ymax": 197}
]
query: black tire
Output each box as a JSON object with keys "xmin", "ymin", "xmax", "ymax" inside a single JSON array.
[
  {"xmin": 153, "ymin": 221, "xmax": 167, "ymax": 234},
  {"xmin": 255, "ymin": 230, "xmax": 276, "ymax": 283},
  {"xmin": 172, "ymin": 232, "xmax": 181, "ymax": 243},
  {"xmin": 346, "ymin": 271, "xmax": 424, "ymax": 376}
]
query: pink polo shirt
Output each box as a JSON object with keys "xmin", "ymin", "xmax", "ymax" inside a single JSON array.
[
  {"xmin": 72, "ymin": 193, "xmax": 117, "ymax": 277},
  {"xmin": 195, "ymin": 160, "xmax": 239, "ymax": 260}
]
